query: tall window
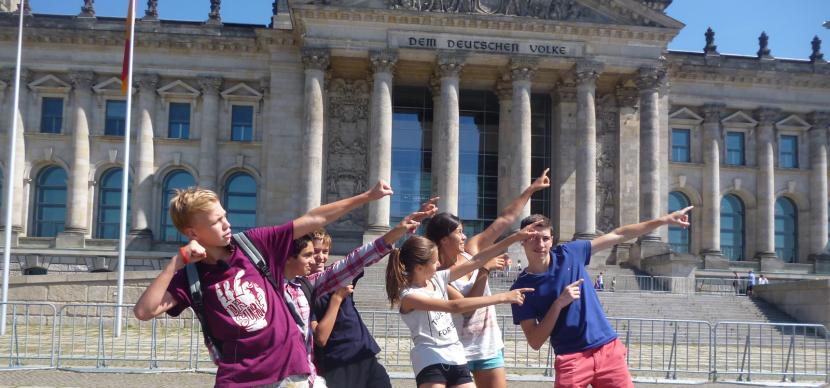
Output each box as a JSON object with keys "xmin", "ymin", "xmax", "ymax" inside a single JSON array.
[
  {"xmin": 530, "ymin": 94, "xmax": 552, "ymax": 217},
  {"xmin": 161, "ymin": 170, "xmax": 196, "ymax": 242},
  {"xmin": 458, "ymin": 90, "xmax": 499, "ymax": 235},
  {"xmin": 779, "ymin": 135, "xmax": 798, "ymax": 168},
  {"xmin": 96, "ymin": 168, "xmax": 131, "ymax": 239},
  {"xmin": 224, "ymin": 173, "xmax": 257, "ymax": 232},
  {"xmin": 725, "ymin": 131, "xmax": 745, "ymax": 166},
  {"xmin": 671, "ymin": 128, "xmax": 691, "ymax": 163},
  {"xmin": 168, "ymin": 102, "xmax": 190, "ymax": 139},
  {"xmin": 391, "ymin": 87, "xmax": 433, "ymax": 226},
  {"xmin": 40, "ymin": 97, "xmax": 63, "ymax": 134},
  {"xmin": 231, "ymin": 105, "xmax": 254, "ymax": 141},
  {"xmin": 668, "ymin": 192, "xmax": 691, "ymax": 253},
  {"xmin": 775, "ymin": 197, "xmax": 798, "ymax": 262},
  {"xmin": 33, "ymin": 166, "xmax": 67, "ymax": 237},
  {"xmin": 720, "ymin": 194, "xmax": 745, "ymax": 261},
  {"xmin": 105, "ymin": 100, "xmax": 127, "ymax": 136}
]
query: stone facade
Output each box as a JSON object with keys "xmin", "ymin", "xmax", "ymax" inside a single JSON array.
[{"xmin": 0, "ymin": 1, "xmax": 827, "ymax": 275}]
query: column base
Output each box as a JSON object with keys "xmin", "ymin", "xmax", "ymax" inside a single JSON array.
[
  {"xmin": 572, "ymin": 232, "xmax": 596, "ymax": 241},
  {"xmin": 362, "ymin": 226, "xmax": 391, "ymax": 245},
  {"xmin": 85, "ymin": 256, "xmax": 114, "ymax": 272},
  {"xmin": 127, "ymin": 229, "xmax": 154, "ymax": 251},
  {"xmin": 700, "ymin": 250, "xmax": 730, "ymax": 270},
  {"xmin": 56, "ymin": 229, "xmax": 87, "ymax": 249},
  {"xmin": 755, "ymin": 251, "xmax": 785, "ymax": 272},
  {"xmin": 809, "ymin": 253, "xmax": 830, "ymax": 274}
]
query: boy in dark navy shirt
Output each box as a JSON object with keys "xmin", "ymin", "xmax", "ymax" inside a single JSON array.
[{"xmin": 510, "ymin": 207, "xmax": 691, "ymax": 388}]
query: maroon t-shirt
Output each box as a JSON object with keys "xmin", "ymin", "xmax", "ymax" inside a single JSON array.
[{"xmin": 166, "ymin": 222, "xmax": 310, "ymax": 387}]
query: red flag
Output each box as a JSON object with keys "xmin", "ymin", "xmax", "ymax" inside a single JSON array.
[{"xmin": 120, "ymin": 0, "xmax": 133, "ymax": 96}]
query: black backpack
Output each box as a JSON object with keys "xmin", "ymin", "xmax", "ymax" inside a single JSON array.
[{"xmin": 185, "ymin": 231, "xmax": 315, "ymax": 364}]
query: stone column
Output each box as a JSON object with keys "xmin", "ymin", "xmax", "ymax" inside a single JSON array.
[
  {"xmin": 574, "ymin": 60, "xmax": 603, "ymax": 240},
  {"xmin": 636, "ymin": 66, "xmax": 665, "ymax": 242},
  {"xmin": 300, "ymin": 48, "xmax": 329, "ymax": 213},
  {"xmin": 197, "ymin": 76, "xmax": 222, "ymax": 190},
  {"xmin": 495, "ymin": 77, "xmax": 513, "ymax": 217},
  {"xmin": 551, "ymin": 79, "xmax": 578, "ymax": 241},
  {"xmin": 701, "ymin": 103, "xmax": 725, "ymax": 262},
  {"xmin": 615, "ymin": 83, "xmax": 640, "ymax": 262},
  {"xmin": 58, "ymin": 71, "xmax": 95, "ymax": 247},
  {"xmin": 508, "ymin": 59, "xmax": 536, "ymax": 225},
  {"xmin": 754, "ymin": 107, "xmax": 780, "ymax": 259},
  {"xmin": 432, "ymin": 52, "xmax": 463, "ymax": 216},
  {"xmin": 364, "ymin": 50, "xmax": 397, "ymax": 242},
  {"xmin": 130, "ymin": 74, "xmax": 158, "ymax": 246},
  {"xmin": 809, "ymin": 111, "xmax": 830, "ymax": 261},
  {"xmin": 5, "ymin": 69, "xmax": 29, "ymax": 244}
]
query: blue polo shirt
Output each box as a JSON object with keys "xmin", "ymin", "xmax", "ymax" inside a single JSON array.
[{"xmin": 510, "ymin": 240, "xmax": 617, "ymax": 355}]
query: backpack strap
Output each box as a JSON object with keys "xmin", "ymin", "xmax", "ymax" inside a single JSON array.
[{"xmin": 186, "ymin": 263, "xmax": 223, "ymax": 363}]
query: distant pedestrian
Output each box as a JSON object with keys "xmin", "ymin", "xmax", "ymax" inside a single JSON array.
[
  {"xmin": 732, "ymin": 272, "xmax": 740, "ymax": 295},
  {"xmin": 747, "ymin": 270, "xmax": 756, "ymax": 296},
  {"xmin": 595, "ymin": 272, "xmax": 605, "ymax": 291},
  {"xmin": 758, "ymin": 274, "xmax": 769, "ymax": 285}
]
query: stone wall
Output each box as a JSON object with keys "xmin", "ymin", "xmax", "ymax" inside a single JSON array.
[
  {"xmin": 754, "ymin": 279, "xmax": 830, "ymax": 330},
  {"xmin": 7, "ymin": 271, "xmax": 157, "ymax": 307}
]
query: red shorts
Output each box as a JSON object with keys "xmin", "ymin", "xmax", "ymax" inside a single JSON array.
[{"xmin": 554, "ymin": 338, "xmax": 634, "ymax": 388}]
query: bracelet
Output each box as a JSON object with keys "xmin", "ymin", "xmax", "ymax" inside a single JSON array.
[{"xmin": 179, "ymin": 246, "xmax": 190, "ymax": 264}]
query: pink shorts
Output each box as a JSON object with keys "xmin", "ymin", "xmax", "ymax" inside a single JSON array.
[{"xmin": 554, "ymin": 338, "xmax": 634, "ymax": 388}]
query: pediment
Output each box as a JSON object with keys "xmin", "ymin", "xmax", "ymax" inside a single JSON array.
[
  {"xmin": 721, "ymin": 111, "xmax": 757, "ymax": 128},
  {"xmin": 157, "ymin": 80, "xmax": 200, "ymax": 99},
  {"xmin": 28, "ymin": 74, "xmax": 71, "ymax": 93},
  {"xmin": 775, "ymin": 114, "xmax": 811, "ymax": 131},
  {"xmin": 93, "ymin": 77, "xmax": 134, "ymax": 95},
  {"xmin": 221, "ymin": 83, "xmax": 262, "ymax": 100},
  {"xmin": 669, "ymin": 107, "xmax": 703, "ymax": 125}
]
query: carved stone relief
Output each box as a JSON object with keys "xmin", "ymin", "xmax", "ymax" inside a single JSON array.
[
  {"xmin": 387, "ymin": 0, "xmax": 611, "ymax": 22},
  {"xmin": 596, "ymin": 97, "xmax": 618, "ymax": 234},
  {"xmin": 326, "ymin": 78, "xmax": 371, "ymax": 231}
]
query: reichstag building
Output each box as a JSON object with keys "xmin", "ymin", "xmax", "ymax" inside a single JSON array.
[{"xmin": 0, "ymin": 0, "xmax": 828, "ymax": 276}]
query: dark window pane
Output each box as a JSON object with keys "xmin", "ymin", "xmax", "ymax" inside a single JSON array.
[
  {"xmin": 33, "ymin": 167, "xmax": 67, "ymax": 237},
  {"xmin": 40, "ymin": 97, "xmax": 63, "ymax": 134},
  {"xmin": 168, "ymin": 102, "xmax": 191, "ymax": 139},
  {"xmin": 668, "ymin": 192, "xmax": 691, "ymax": 253},
  {"xmin": 391, "ymin": 88, "xmax": 434, "ymax": 225},
  {"xmin": 161, "ymin": 170, "xmax": 196, "ymax": 242},
  {"xmin": 671, "ymin": 129, "xmax": 690, "ymax": 163},
  {"xmin": 231, "ymin": 105, "xmax": 254, "ymax": 142},
  {"xmin": 720, "ymin": 195, "xmax": 745, "ymax": 260},
  {"xmin": 96, "ymin": 168, "xmax": 131, "ymax": 239},
  {"xmin": 774, "ymin": 197, "xmax": 798, "ymax": 262},
  {"xmin": 225, "ymin": 172, "xmax": 257, "ymax": 232},
  {"xmin": 725, "ymin": 132, "xmax": 745, "ymax": 166},
  {"xmin": 779, "ymin": 135, "xmax": 798, "ymax": 168},
  {"xmin": 105, "ymin": 100, "xmax": 127, "ymax": 136}
]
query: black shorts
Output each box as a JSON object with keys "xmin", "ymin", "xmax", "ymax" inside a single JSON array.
[
  {"xmin": 321, "ymin": 356, "xmax": 391, "ymax": 388},
  {"xmin": 415, "ymin": 363, "xmax": 474, "ymax": 386}
]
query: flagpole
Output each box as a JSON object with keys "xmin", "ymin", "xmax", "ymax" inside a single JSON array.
[
  {"xmin": 1, "ymin": 3, "xmax": 27, "ymax": 336},
  {"xmin": 115, "ymin": 0, "xmax": 137, "ymax": 338}
]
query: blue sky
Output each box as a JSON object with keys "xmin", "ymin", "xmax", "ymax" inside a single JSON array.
[{"xmin": 31, "ymin": 0, "xmax": 830, "ymax": 60}]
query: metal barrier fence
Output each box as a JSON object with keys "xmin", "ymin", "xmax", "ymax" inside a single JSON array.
[
  {"xmin": 696, "ymin": 277, "xmax": 749, "ymax": 295},
  {"xmin": 0, "ymin": 302, "xmax": 827, "ymax": 382}
]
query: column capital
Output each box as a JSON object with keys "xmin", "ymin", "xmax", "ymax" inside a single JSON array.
[
  {"xmin": 702, "ymin": 103, "xmax": 726, "ymax": 123},
  {"xmin": 552, "ymin": 78, "xmax": 577, "ymax": 103},
  {"xmin": 435, "ymin": 51, "xmax": 465, "ymax": 78},
  {"xmin": 809, "ymin": 111, "xmax": 830, "ymax": 129},
  {"xmin": 510, "ymin": 56, "xmax": 538, "ymax": 82},
  {"xmin": 370, "ymin": 50, "xmax": 398, "ymax": 74},
  {"xmin": 68, "ymin": 70, "xmax": 95, "ymax": 90},
  {"xmin": 754, "ymin": 107, "xmax": 781, "ymax": 126},
  {"xmin": 495, "ymin": 76, "xmax": 513, "ymax": 101},
  {"xmin": 1, "ymin": 67, "xmax": 31, "ymax": 85},
  {"xmin": 636, "ymin": 65, "xmax": 667, "ymax": 91},
  {"xmin": 574, "ymin": 59, "xmax": 603, "ymax": 85},
  {"xmin": 135, "ymin": 73, "xmax": 160, "ymax": 92},
  {"xmin": 615, "ymin": 82, "xmax": 639, "ymax": 108},
  {"xmin": 198, "ymin": 76, "xmax": 223, "ymax": 95},
  {"xmin": 302, "ymin": 48, "xmax": 331, "ymax": 71}
]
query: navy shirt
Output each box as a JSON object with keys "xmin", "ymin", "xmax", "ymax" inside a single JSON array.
[
  {"xmin": 313, "ymin": 272, "xmax": 381, "ymax": 372},
  {"xmin": 510, "ymin": 240, "xmax": 617, "ymax": 355}
]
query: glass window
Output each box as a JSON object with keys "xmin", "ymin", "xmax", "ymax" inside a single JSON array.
[
  {"xmin": 391, "ymin": 87, "xmax": 433, "ymax": 229},
  {"xmin": 720, "ymin": 194, "xmax": 745, "ymax": 261},
  {"xmin": 168, "ymin": 102, "xmax": 190, "ymax": 139},
  {"xmin": 33, "ymin": 166, "xmax": 67, "ymax": 237},
  {"xmin": 671, "ymin": 128, "xmax": 691, "ymax": 163},
  {"xmin": 224, "ymin": 173, "xmax": 257, "ymax": 232},
  {"xmin": 231, "ymin": 105, "xmax": 254, "ymax": 142},
  {"xmin": 458, "ymin": 90, "xmax": 499, "ymax": 236},
  {"xmin": 725, "ymin": 131, "xmax": 745, "ymax": 166},
  {"xmin": 105, "ymin": 100, "xmax": 127, "ymax": 136},
  {"xmin": 40, "ymin": 97, "xmax": 63, "ymax": 134},
  {"xmin": 775, "ymin": 197, "xmax": 798, "ymax": 262},
  {"xmin": 530, "ymin": 94, "xmax": 552, "ymax": 217},
  {"xmin": 160, "ymin": 170, "xmax": 196, "ymax": 242},
  {"xmin": 96, "ymin": 168, "xmax": 131, "ymax": 239},
  {"xmin": 779, "ymin": 135, "xmax": 798, "ymax": 168},
  {"xmin": 668, "ymin": 192, "xmax": 691, "ymax": 253}
]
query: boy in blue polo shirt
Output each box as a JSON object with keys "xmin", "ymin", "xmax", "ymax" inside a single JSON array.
[{"xmin": 510, "ymin": 207, "xmax": 691, "ymax": 388}]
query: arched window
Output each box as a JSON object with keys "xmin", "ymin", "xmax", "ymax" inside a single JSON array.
[
  {"xmin": 668, "ymin": 191, "xmax": 691, "ymax": 253},
  {"xmin": 224, "ymin": 173, "xmax": 257, "ymax": 232},
  {"xmin": 33, "ymin": 166, "xmax": 67, "ymax": 237},
  {"xmin": 720, "ymin": 194, "xmax": 745, "ymax": 261},
  {"xmin": 161, "ymin": 170, "xmax": 195, "ymax": 242},
  {"xmin": 96, "ymin": 168, "xmax": 131, "ymax": 239},
  {"xmin": 775, "ymin": 197, "xmax": 798, "ymax": 262}
]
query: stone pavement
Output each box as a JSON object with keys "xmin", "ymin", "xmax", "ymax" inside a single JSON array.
[{"xmin": 0, "ymin": 370, "xmax": 825, "ymax": 388}]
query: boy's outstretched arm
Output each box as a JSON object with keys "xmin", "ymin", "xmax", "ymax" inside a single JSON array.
[
  {"xmin": 519, "ymin": 279, "xmax": 583, "ymax": 350},
  {"xmin": 134, "ymin": 241, "xmax": 206, "ymax": 321},
  {"xmin": 293, "ymin": 180, "xmax": 393, "ymax": 237},
  {"xmin": 590, "ymin": 206, "xmax": 693, "ymax": 252}
]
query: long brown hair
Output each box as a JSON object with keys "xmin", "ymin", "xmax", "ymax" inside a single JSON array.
[{"xmin": 385, "ymin": 235, "xmax": 436, "ymax": 307}]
